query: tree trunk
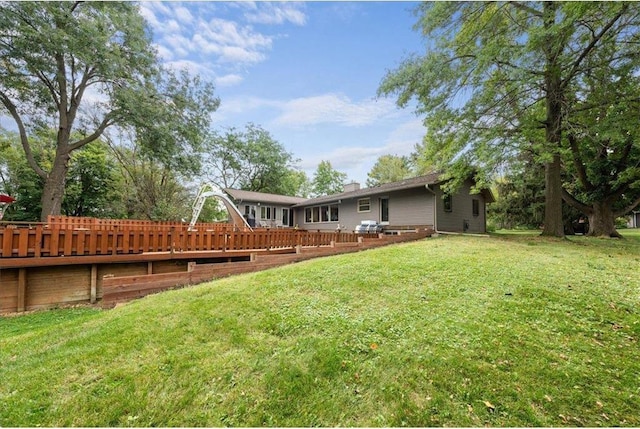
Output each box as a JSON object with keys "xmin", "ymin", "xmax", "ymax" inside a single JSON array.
[
  {"xmin": 40, "ymin": 152, "xmax": 70, "ymax": 222},
  {"xmin": 587, "ymin": 201, "xmax": 621, "ymax": 238},
  {"xmin": 540, "ymin": 1, "xmax": 566, "ymax": 238},
  {"xmin": 541, "ymin": 154, "xmax": 565, "ymax": 237}
]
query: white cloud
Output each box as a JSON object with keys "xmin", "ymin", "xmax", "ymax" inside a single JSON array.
[
  {"xmin": 163, "ymin": 59, "xmax": 214, "ymax": 79},
  {"xmin": 244, "ymin": 3, "xmax": 307, "ymax": 26},
  {"xmin": 383, "ymin": 118, "xmax": 425, "ymax": 152},
  {"xmin": 155, "ymin": 44, "xmax": 174, "ymax": 61},
  {"xmin": 141, "ymin": 3, "xmax": 275, "ymax": 68},
  {"xmin": 220, "ymin": 45, "xmax": 266, "ymax": 64},
  {"xmin": 174, "ymin": 6, "xmax": 194, "ymax": 25},
  {"xmin": 139, "ymin": 2, "xmax": 304, "ymax": 89},
  {"xmin": 143, "ymin": 2, "xmax": 173, "ymax": 18},
  {"xmin": 138, "ymin": 5, "xmax": 160, "ymax": 28},
  {"xmin": 165, "ymin": 19, "xmax": 181, "ymax": 34},
  {"xmin": 215, "ymin": 96, "xmax": 281, "ymax": 115},
  {"xmin": 273, "ymin": 94, "xmax": 399, "ymax": 128},
  {"xmin": 296, "ymin": 118, "xmax": 424, "ymax": 182},
  {"xmin": 193, "ymin": 18, "xmax": 273, "ymax": 64},
  {"xmin": 215, "ymin": 74, "xmax": 244, "ymax": 87},
  {"xmin": 331, "ymin": 2, "xmax": 366, "ymax": 22},
  {"xmin": 139, "ymin": 2, "xmax": 176, "ymax": 33},
  {"xmin": 164, "ymin": 34, "xmax": 192, "ymax": 58}
]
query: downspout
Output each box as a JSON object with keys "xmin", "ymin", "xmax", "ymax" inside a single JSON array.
[{"xmin": 425, "ymin": 184, "xmax": 438, "ymax": 233}]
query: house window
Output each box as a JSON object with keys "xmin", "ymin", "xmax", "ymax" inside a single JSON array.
[
  {"xmin": 282, "ymin": 208, "xmax": 290, "ymax": 226},
  {"xmin": 358, "ymin": 198, "xmax": 371, "ymax": 213},
  {"xmin": 260, "ymin": 206, "xmax": 277, "ymax": 220},
  {"xmin": 444, "ymin": 194, "xmax": 452, "ymax": 212},
  {"xmin": 472, "ymin": 199, "xmax": 480, "ymax": 217},
  {"xmin": 321, "ymin": 205, "xmax": 329, "ymax": 222},
  {"xmin": 330, "ymin": 205, "xmax": 339, "ymax": 222},
  {"xmin": 303, "ymin": 204, "xmax": 340, "ymax": 223},
  {"xmin": 380, "ymin": 198, "xmax": 389, "ymax": 223}
]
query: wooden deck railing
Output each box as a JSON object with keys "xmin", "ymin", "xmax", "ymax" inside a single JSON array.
[
  {"xmin": 0, "ymin": 225, "xmax": 375, "ymax": 259},
  {"xmin": 45, "ymin": 215, "xmax": 236, "ymax": 232}
]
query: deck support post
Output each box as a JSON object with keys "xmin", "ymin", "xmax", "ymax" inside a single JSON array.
[
  {"xmin": 90, "ymin": 264, "xmax": 97, "ymax": 304},
  {"xmin": 147, "ymin": 262, "xmax": 153, "ymax": 275},
  {"xmin": 17, "ymin": 268, "xmax": 27, "ymax": 312}
]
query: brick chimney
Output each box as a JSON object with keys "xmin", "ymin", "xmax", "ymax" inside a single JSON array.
[{"xmin": 343, "ymin": 182, "xmax": 360, "ymax": 193}]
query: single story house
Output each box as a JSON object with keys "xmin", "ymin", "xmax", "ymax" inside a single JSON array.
[
  {"xmin": 225, "ymin": 173, "xmax": 495, "ymax": 234},
  {"xmin": 223, "ymin": 188, "xmax": 307, "ymax": 228}
]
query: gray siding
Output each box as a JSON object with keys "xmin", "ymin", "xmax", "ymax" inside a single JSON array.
[
  {"xmin": 237, "ymin": 202, "xmax": 293, "ymax": 227},
  {"xmin": 434, "ymin": 180, "xmax": 487, "ymax": 233},
  {"xmin": 387, "ymin": 188, "xmax": 434, "ymax": 227},
  {"xmin": 296, "ymin": 199, "xmax": 359, "ymax": 231},
  {"xmin": 294, "ymin": 187, "xmax": 435, "ymax": 232}
]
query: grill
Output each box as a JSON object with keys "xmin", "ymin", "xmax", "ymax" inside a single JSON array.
[{"xmin": 355, "ymin": 220, "xmax": 383, "ymax": 234}]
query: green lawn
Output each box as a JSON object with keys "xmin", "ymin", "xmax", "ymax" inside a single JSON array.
[{"xmin": 1, "ymin": 232, "xmax": 639, "ymax": 426}]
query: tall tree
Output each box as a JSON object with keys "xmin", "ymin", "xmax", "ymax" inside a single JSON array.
[
  {"xmin": 63, "ymin": 142, "xmax": 124, "ymax": 218},
  {"xmin": 203, "ymin": 124, "xmax": 302, "ymax": 196},
  {"xmin": 561, "ymin": 51, "xmax": 640, "ymax": 237},
  {"xmin": 0, "ymin": 128, "xmax": 125, "ymax": 221},
  {"xmin": 379, "ymin": 2, "xmax": 640, "ymax": 237},
  {"xmin": 280, "ymin": 169, "xmax": 312, "ymax": 198},
  {"xmin": 311, "ymin": 160, "xmax": 348, "ymax": 197},
  {"xmin": 107, "ymin": 137, "xmax": 192, "ymax": 222},
  {"xmin": 488, "ymin": 151, "xmax": 546, "ymax": 230},
  {"xmin": 0, "ymin": 2, "xmax": 219, "ymax": 221},
  {"xmin": 366, "ymin": 154, "xmax": 413, "ymax": 187}
]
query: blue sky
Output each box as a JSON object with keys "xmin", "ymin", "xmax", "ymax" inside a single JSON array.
[{"xmin": 140, "ymin": 1, "xmax": 426, "ymax": 186}]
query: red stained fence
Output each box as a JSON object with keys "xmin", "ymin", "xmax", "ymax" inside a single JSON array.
[
  {"xmin": 0, "ymin": 225, "xmax": 374, "ymax": 259},
  {"xmin": 45, "ymin": 215, "xmax": 235, "ymax": 232}
]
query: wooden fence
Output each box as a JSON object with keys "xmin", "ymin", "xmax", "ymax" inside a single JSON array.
[
  {"xmin": 0, "ymin": 225, "xmax": 375, "ymax": 259},
  {"xmin": 45, "ymin": 215, "xmax": 235, "ymax": 232}
]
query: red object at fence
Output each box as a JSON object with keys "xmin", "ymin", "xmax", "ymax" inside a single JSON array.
[{"xmin": 0, "ymin": 194, "xmax": 15, "ymax": 220}]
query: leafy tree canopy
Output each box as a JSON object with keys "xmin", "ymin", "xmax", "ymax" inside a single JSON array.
[
  {"xmin": 379, "ymin": 2, "xmax": 640, "ymax": 237},
  {"xmin": 0, "ymin": 128, "xmax": 124, "ymax": 221},
  {"xmin": 202, "ymin": 124, "xmax": 306, "ymax": 197},
  {"xmin": 311, "ymin": 160, "xmax": 348, "ymax": 197},
  {"xmin": 0, "ymin": 1, "xmax": 219, "ymax": 220},
  {"xmin": 366, "ymin": 154, "xmax": 413, "ymax": 188}
]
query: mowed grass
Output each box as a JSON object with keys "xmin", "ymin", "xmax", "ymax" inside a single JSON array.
[{"xmin": 1, "ymin": 231, "xmax": 639, "ymax": 427}]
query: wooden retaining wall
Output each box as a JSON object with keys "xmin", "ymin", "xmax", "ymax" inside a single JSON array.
[{"xmin": 0, "ymin": 259, "xmax": 193, "ymax": 313}]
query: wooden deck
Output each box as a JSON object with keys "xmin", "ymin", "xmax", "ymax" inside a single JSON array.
[
  {"xmin": 0, "ymin": 215, "xmax": 432, "ymax": 313},
  {"xmin": 1, "ymin": 220, "xmax": 371, "ymax": 266}
]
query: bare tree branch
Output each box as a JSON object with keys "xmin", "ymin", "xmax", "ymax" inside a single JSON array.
[
  {"xmin": 567, "ymin": 134, "xmax": 595, "ymax": 192},
  {"xmin": 508, "ymin": 1, "xmax": 543, "ymax": 19},
  {"xmin": 561, "ymin": 5, "xmax": 628, "ymax": 90},
  {"xmin": 562, "ymin": 187, "xmax": 592, "ymax": 214},
  {"xmin": 68, "ymin": 115, "xmax": 113, "ymax": 151},
  {"xmin": 614, "ymin": 192, "xmax": 640, "ymax": 217}
]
